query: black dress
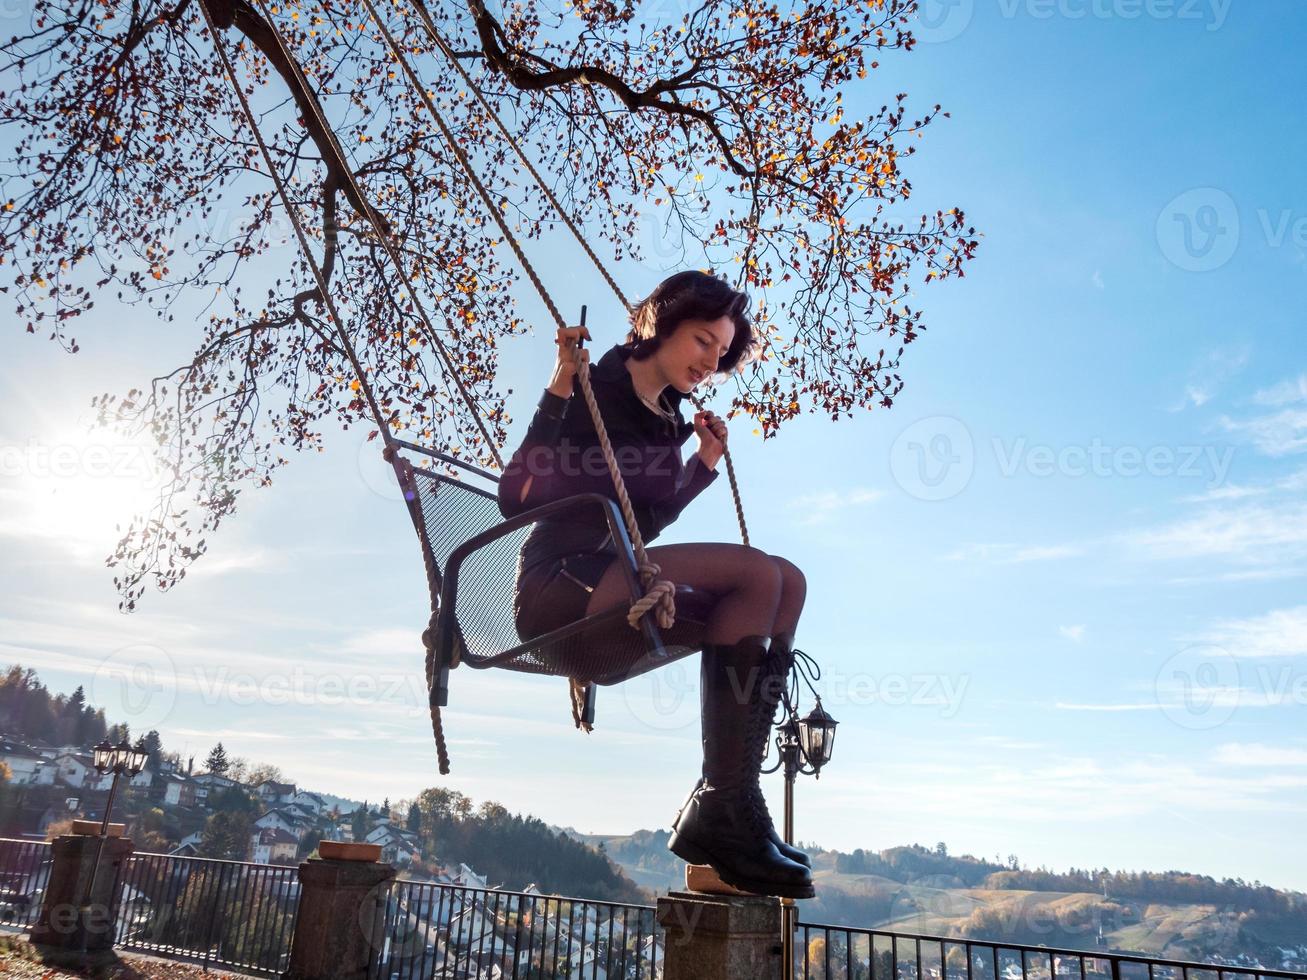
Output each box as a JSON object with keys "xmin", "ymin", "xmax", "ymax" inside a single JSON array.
[{"xmin": 497, "ymin": 341, "xmax": 720, "ymax": 640}]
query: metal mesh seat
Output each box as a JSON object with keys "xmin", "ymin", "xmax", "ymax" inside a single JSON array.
[{"xmin": 389, "ymin": 443, "xmax": 712, "ymax": 724}]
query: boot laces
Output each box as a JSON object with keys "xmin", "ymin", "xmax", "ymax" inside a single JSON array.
[{"xmin": 741, "ymin": 652, "xmax": 788, "ymax": 837}]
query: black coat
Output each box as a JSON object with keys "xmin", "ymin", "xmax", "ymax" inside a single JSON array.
[{"xmin": 497, "ymin": 341, "xmax": 719, "ymax": 577}]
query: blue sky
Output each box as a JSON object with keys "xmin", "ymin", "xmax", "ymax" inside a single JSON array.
[{"xmin": 3, "ymin": 0, "xmax": 1307, "ymax": 892}]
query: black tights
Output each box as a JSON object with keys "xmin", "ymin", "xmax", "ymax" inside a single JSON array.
[{"xmin": 584, "ymin": 543, "xmax": 806, "ymax": 645}]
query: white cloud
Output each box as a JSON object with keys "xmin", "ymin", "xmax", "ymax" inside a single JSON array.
[
  {"xmin": 1217, "ymin": 408, "xmax": 1307, "ymax": 456},
  {"xmin": 944, "ymin": 542, "xmax": 1083, "ymax": 563},
  {"xmin": 1091, "ymin": 270, "xmax": 1105, "ymax": 291},
  {"xmin": 1169, "ymin": 345, "xmax": 1249, "ymax": 412},
  {"xmin": 1121, "ymin": 501, "xmax": 1307, "ymax": 567},
  {"xmin": 790, "ymin": 488, "xmax": 884, "ymax": 526},
  {"xmin": 1253, "ymin": 374, "xmax": 1307, "ymax": 407},
  {"xmin": 1054, "ymin": 701, "xmax": 1160, "ymax": 712},
  {"xmin": 334, "ymin": 628, "xmax": 424, "ymax": 658},
  {"xmin": 1198, "ymin": 606, "xmax": 1307, "ymax": 659},
  {"xmin": 834, "ymin": 747, "xmax": 1307, "ymax": 826},
  {"xmin": 1213, "ymin": 743, "xmax": 1307, "ymax": 767},
  {"xmin": 172, "ymin": 727, "xmax": 289, "ymax": 741},
  {"xmin": 1058, "ymin": 624, "xmax": 1086, "ymax": 642},
  {"xmin": 1175, "ymin": 466, "xmax": 1307, "ymax": 504}
]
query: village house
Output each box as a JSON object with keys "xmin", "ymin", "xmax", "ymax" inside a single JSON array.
[
  {"xmin": 159, "ymin": 772, "xmax": 197, "ymax": 807},
  {"xmin": 51, "ymin": 752, "xmax": 113, "ymax": 790},
  {"xmin": 169, "ymin": 832, "xmax": 203, "ymax": 857},
  {"xmin": 254, "ymin": 808, "xmax": 307, "ymax": 838},
  {"xmin": 0, "ymin": 738, "xmax": 56, "ymax": 785},
  {"xmin": 189, "ymin": 772, "xmax": 241, "ymax": 805},
  {"xmin": 253, "ymin": 779, "xmax": 296, "ymax": 805},
  {"xmin": 288, "ymin": 789, "xmax": 326, "ymax": 815},
  {"xmin": 250, "ymin": 827, "xmax": 299, "ymax": 865},
  {"xmin": 363, "ymin": 823, "xmax": 422, "ymax": 866}
]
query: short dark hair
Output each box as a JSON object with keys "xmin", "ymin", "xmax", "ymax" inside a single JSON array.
[{"xmin": 625, "ymin": 270, "xmax": 755, "ymax": 374}]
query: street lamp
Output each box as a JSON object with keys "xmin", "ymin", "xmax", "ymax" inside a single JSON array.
[
  {"xmin": 795, "ymin": 700, "xmax": 839, "ymax": 776},
  {"xmin": 80, "ymin": 738, "xmax": 148, "ymax": 958},
  {"xmin": 763, "ymin": 696, "xmax": 839, "ymax": 980}
]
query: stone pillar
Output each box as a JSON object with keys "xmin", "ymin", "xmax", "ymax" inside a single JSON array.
[
  {"xmin": 283, "ymin": 857, "xmax": 397, "ymax": 980},
  {"xmin": 32, "ymin": 832, "xmax": 135, "ymax": 952},
  {"xmin": 657, "ymin": 890, "xmax": 787, "ymax": 980}
]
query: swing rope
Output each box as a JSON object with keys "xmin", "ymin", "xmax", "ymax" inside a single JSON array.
[
  {"xmin": 405, "ymin": 0, "xmax": 751, "ymax": 549},
  {"xmin": 242, "ymin": 0, "xmax": 505, "ymax": 472},
  {"xmin": 197, "ymin": 0, "xmax": 458, "ymax": 772},
  {"xmin": 201, "ymin": 0, "xmax": 757, "ymax": 755},
  {"xmin": 362, "ymin": 0, "xmax": 682, "ymax": 636}
]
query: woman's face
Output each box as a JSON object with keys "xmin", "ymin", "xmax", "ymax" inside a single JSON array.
[{"xmin": 657, "ymin": 315, "xmax": 736, "ymax": 393}]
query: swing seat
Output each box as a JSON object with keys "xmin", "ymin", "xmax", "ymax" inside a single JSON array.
[{"xmin": 389, "ymin": 441, "xmax": 712, "ymax": 723}]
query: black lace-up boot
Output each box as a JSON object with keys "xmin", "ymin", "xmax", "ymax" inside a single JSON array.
[
  {"xmin": 668, "ymin": 634, "xmax": 814, "ymax": 899},
  {"xmin": 671, "ymin": 631, "xmax": 812, "ymax": 870}
]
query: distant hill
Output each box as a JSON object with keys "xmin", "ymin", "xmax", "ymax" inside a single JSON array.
[
  {"xmin": 564, "ymin": 832, "xmax": 1307, "ymax": 972},
  {"xmin": 7, "ymin": 661, "xmax": 1302, "ymax": 967}
]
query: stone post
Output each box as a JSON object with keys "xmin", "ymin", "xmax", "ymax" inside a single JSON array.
[
  {"xmin": 32, "ymin": 830, "xmax": 134, "ymax": 952},
  {"xmin": 282, "ymin": 856, "xmax": 397, "ymax": 980},
  {"xmin": 656, "ymin": 890, "xmax": 788, "ymax": 980}
]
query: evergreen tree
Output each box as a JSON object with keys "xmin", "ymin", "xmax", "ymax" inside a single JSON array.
[
  {"xmin": 133, "ymin": 730, "xmax": 164, "ymax": 771},
  {"xmin": 406, "ymin": 804, "xmax": 422, "ymax": 834},
  {"xmin": 205, "ymin": 742, "xmax": 230, "ymax": 775},
  {"xmin": 86, "ymin": 708, "xmax": 108, "ymax": 745},
  {"xmin": 59, "ymin": 686, "xmax": 90, "ymax": 745},
  {"xmin": 380, "ymin": 797, "xmax": 390, "ymax": 817},
  {"xmin": 350, "ymin": 802, "xmax": 372, "ymax": 842},
  {"xmin": 199, "ymin": 811, "xmax": 252, "ymax": 860}
]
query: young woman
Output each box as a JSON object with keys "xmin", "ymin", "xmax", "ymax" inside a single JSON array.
[{"xmin": 497, "ymin": 270, "xmax": 814, "ymax": 899}]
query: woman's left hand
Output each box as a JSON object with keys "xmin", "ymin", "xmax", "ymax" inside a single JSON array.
[{"xmin": 693, "ymin": 409, "xmax": 727, "ymax": 470}]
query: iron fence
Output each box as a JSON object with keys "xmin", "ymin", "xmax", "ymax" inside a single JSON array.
[
  {"xmin": 790, "ymin": 925, "xmax": 1307, "ymax": 980},
  {"xmin": 112, "ymin": 850, "xmax": 299, "ymax": 977},
  {"xmin": 367, "ymin": 876, "xmax": 662, "ymax": 980},
  {"xmin": 3, "ymin": 835, "xmax": 1304, "ymax": 980},
  {"xmin": 0, "ymin": 837, "xmax": 51, "ymax": 930}
]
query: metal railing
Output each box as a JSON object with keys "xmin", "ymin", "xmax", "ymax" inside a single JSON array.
[
  {"xmin": 790, "ymin": 925, "xmax": 1307, "ymax": 980},
  {"xmin": 113, "ymin": 850, "xmax": 299, "ymax": 977},
  {"xmin": 4, "ymin": 836, "xmax": 1303, "ymax": 980},
  {"xmin": 366, "ymin": 876, "xmax": 662, "ymax": 980},
  {"xmin": 0, "ymin": 838, "xmax": 51, "ymax": 930}
]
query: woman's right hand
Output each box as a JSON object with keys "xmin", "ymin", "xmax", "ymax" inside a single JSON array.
[{"xmin": 547, "ymin": 324, "xmax": 591, "ymax": 399}]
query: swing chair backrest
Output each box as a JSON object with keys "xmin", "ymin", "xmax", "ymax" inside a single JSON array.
[
  {"xmin": 389, "ymin": 444, "xmax": 527, "ymax": 662},
  {"xmin": 389, "ymin": 441, "xmax": 716, "ymax": 687}
]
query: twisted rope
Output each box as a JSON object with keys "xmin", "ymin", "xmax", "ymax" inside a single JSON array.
[
  {"xmin": 200, "ymin": 0, "xmax": 484, "ymax": 774},
  {"xmin": 406, "ymin": 0, "xmax": 750, "ymax": 549},
  {"xmin": 366, "ymin": 0, "xmax": 675, "ymax": 630},
  {"xmin": 248, "ymin": 0, "xmax": 504, "ymax": 470},
  {"xmin": 211, "ymin": 0, "xmax": 757, "ymax": 764}
]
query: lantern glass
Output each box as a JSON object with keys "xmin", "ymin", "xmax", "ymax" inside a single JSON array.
[
  {"xmin": 113, "ymin": 739, "xmax": 133, "ymax": 773},
  {"xmin": 129, "ymin": 747, "xmax": 150, "ymax": 775},
  {"xmin": 797, "ymin": 702, "xmax": 838, "ymax": 769},
  {"xmin": 92, "ymin": 740, "xmax": 115, "ymax": 774}
]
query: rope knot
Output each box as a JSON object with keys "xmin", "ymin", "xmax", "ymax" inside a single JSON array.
[{"xmin": 627, "ymin": 561, "xmax": 676, "ymax": 630}]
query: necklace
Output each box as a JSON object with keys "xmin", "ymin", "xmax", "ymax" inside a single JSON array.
[{"xmin": 636, "ymin": 389, "xmax": 676, "ymax": 423}]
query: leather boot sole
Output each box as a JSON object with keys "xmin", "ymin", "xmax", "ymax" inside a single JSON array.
[
  {"xmin": 668, "ymin": 829, "xmax": 816, "ymax": 899},
  {"xmin": 674, "ymin": 776, "xmax": 812, "ymax": 869}
]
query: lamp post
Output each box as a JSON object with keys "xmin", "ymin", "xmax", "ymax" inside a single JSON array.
[
  {"xmin": 762, "ymin": 698, "xmax": 839, "ymax": 980},
  {"xmin": 80, "ymin": 738, "xmax": 148, "ymax": 958}
]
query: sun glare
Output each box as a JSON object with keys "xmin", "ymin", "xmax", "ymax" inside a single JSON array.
[{"xmin": 3, "ymin": 423, "xmax": 164, "ymax": 559}]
